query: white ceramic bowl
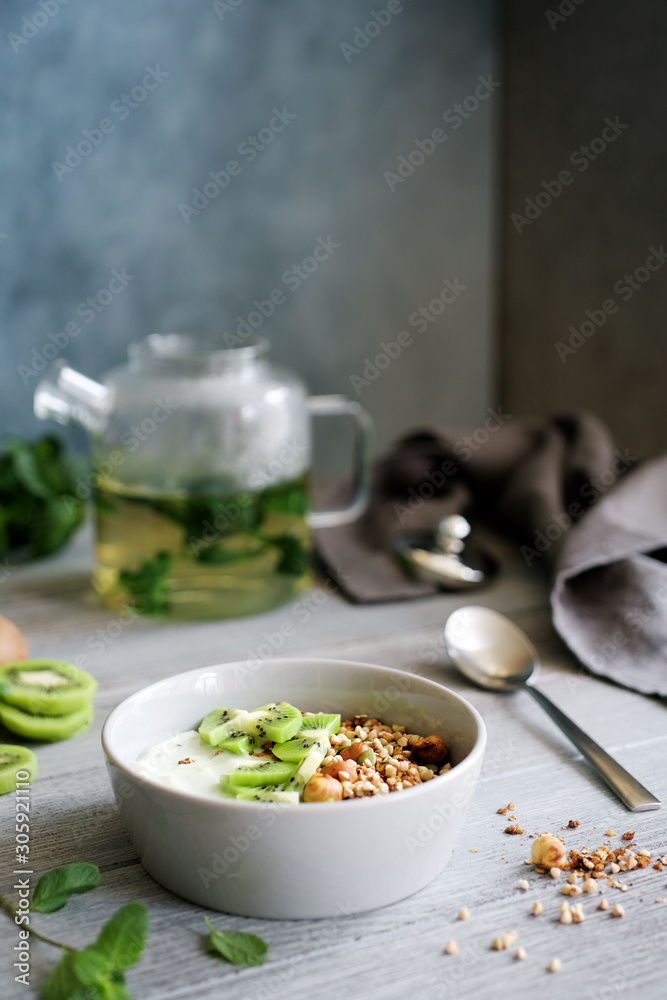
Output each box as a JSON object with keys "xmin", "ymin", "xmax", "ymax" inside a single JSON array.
[{"xmin": 102, "ymin": 657, "xmax": 486, "ymax": 919}]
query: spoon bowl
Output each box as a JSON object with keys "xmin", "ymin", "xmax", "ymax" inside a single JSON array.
[{"xmin": 444, "ymin": 605, "xmax": 538, "ymax": 690}]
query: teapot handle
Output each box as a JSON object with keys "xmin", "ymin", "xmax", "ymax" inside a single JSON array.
[{"xmin": 305, "ymin": 395, "xmax": 374, "ymax": 528}]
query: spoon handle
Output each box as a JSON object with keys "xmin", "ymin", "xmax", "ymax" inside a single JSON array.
[{"xmin": 526, "ymin": 685, "xmax": 660, "ymax": 812}]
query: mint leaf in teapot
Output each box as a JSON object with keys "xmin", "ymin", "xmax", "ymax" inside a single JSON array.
[
  {"xmin": 269, "ymin": 534, "xmax": 310, "ymax": 575},
  {"xmin": 119, "ymin": 551, "xmax": 172, "ymax": 616},
  {"xmin": 33, "ymin": 862, "xmax": 101, "ymax": 913},
  {"xmin": 195, "ymin": 542, "xmax": 263, "ymax": 565},
  {"xmin": 204, "ymin": 916, "xmax": 268, "ymax": 966}
]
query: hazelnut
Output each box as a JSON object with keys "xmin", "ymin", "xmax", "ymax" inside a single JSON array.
[
  {"xmin": 411, "ymin": 735, "xmax": 447, "ymax": 764},
  {"xmin": 340, "ymin": 742, "xmax": 373, "ymax": 762},
  {"xmin": 531, "ymin": 833, "xmax": 566, "ymax": 869},
  {"xmin": 303, "ymin": 774, "xmax": 343, "ymax": 802},
  {"xmin": 322, "ymin": 759, "xmax": 357, "ymax": 782}
]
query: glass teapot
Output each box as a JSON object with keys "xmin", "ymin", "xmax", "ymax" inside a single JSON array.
[{"xmin": 34, "ymin": 334, "xmax": 373, "ymax": 620}]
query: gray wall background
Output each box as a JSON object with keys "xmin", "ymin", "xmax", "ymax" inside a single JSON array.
[
  {"xmin": 0, "ymin": 0, "xmax": 499, "ymax": 466},
  {"xmin": 503, "ymin": 0, "xmax": 667, "ymax": 457}
]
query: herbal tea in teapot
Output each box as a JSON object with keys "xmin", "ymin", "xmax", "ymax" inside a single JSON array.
[{"xmin": 94, "ymin": 473, "xmax": 310, "ymax": 619}]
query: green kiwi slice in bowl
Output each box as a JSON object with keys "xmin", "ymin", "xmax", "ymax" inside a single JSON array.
[
  {"xmin": 198, "ymin": 707, "xmax": 244, "ymax": 746},
  {"xmin": 0, "ymin": 744, "xmax": 37, "ymax": 795},
  {"xmin": 235, "ymin": 786, "xmax": 299, "ymax": 804},
  {"xmin": 242, "ymin": 703, "xmax": 302, "ymax": 742},
  {"xmin": 0, "ymin": 701, "xmax": 94, "ymax": 742},
  {"xmin": 272, "ymin": 713, "xmax": 340, "ymax": 762},
  {"xmin": 215, "ymin": 730, "xmax": 258, "ymax": 754},
  {"xmin": 226, "ymin": 760, "xmax": 296, "ymax": 788},
  {"xmin": 0, "ymin": 660, "xmax": 96, "ymax": 716}
]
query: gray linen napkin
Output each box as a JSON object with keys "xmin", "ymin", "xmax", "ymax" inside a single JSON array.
[
  {"xmin": 316, "ymin": 412, "xmax": 667, "ymax": 696},
  {"xmin": 552, "ymin": 453, "xmax": 667, "ymax": 696}
]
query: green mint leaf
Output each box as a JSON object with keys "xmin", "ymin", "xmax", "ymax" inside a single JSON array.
[
  {"xmin": 72, "ymin": 945, "xmax": 112, "ymax": 985},
  {"xmin": 268, "ymin": 533, "xmax": 310, "ymax": 575},
  {"xmin": 204, "ymin": 916, "xmax": 268, "ymax": 967},
  {"xmin": 41, "ymin": 950, "xmax": 83, "ymax": 1000},
  {"xmin": 94, "ymin": 901, "xmax": 148, "ymax": 971},
  {"xmin": 119, "ymin": 552, "xmax": 172, "ymax": 616},
  {"xmin": 69, "ymin": 985, "xmax": 127, "ymax": 1000},
  {"xmin": 101, "ymin": 985, "xmax": 133, "ymax": 1000},
  {"xmin": 33, "ymin": 863, "xmax": 101, "ymax": 913},
  {"xmin": 69, "ymin": 978, "xmax": 132, "ymax": 1000},
  {"xmin": 7, "ymin": 440, "xmax": 53, "ymax": 499},
  {"xmin": 0, "ymin": 435, "xmax": 85, "ymax": 560}
]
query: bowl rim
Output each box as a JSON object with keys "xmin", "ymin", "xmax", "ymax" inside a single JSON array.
[{"xmin": 101, "ymin": 656, "xmax": 486, "ymax": 812}]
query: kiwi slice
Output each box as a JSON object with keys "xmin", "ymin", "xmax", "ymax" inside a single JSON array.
[
  {"xmin": 198, "ymin": 707, "xmax": 245, "ymax": 746},
  {"xmin": 216, "ymin": 730, "xmax": 258, "ymax": 755},
  {"xmin": 235, "ymin": 786, "xmax": 299, "ymax": 804},
  {"xmin": 0, "ymin": 701, "xmax": 93, "ymax": 743},
  {"xmin": 226, "ymin": 760, "xmax": 296, "ymax": 788},
  {"xmin": 282, "ymin": 738, "xmax": 329, "ymax": 795},
  {"xmin": 0, "ymin": 744, "xmax": 37, "ymax": 795},
  {"xmin": 0, "ymin": 660, "xmax": 96, "ymax": 716},
  {"xmin": 301, "ymin": 713, "xmax": 341, "ymax": 735},
  {"xmin": 273, "ymin": 713, "xmax": 341, "ymax": 762},
  {"xmin": 242, "ymin": 703, "xmax": 302, "ymax": 742}
]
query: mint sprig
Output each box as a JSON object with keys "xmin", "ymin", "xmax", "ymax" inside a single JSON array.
[
  {"xmin": 0, "ymin": 863, "xmax": 146, "ymax": 1000},
  {"xmin": 44, "ymin": 901, "xmax": 148, "ymax": 1000},
  {"xmin": 0, "ymin": 862, "xmax": 270, "ymax": 1000}
]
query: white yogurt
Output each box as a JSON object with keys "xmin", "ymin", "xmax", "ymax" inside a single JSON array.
[{"xmin": 132, "ymin": 729, "xmax": 272, "ymax": 799}]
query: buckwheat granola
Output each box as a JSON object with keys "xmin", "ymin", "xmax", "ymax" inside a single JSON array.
[{"xmin": 318, "ymin": 713, "xmax": 452, "ymax": 799}]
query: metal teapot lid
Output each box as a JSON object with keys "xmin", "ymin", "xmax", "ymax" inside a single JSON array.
[{"xmin": 393, "ymin": 514, "xmax": 497, "ymax": 590}]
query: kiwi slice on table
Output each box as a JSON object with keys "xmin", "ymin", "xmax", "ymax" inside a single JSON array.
[
  {"xmin": 242, "ymin": 703, "xmax": 302, "ymax": 743},
  {"xmin": 0, "ymin": 660, "xmax": 96, "ymax": 716},
  {"xmin": 272, "ymin": 713, "xmax": 340, "ymax": 762},
  {"xmin": 198, "ymin": 707, "xmax": 246, "ymax": 746},
  {"xmin": 0, "ymin": 701, "xmax": 93, "ymax": 743},
  {"xmin": 282, "ymin": 738, "xmax": 329, "ymax": 795},
  {"xmin": 0, "ymin": 744, "xmax": 37, "ymax": 795},
  {"xmin": 226, "ymin": 760, "xmax": 296, "ymax": 788}
]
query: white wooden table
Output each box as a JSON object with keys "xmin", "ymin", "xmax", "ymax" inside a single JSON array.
[{"xmin": 1, "ymin": 527, "xmax": 666, "ymax": 1000}]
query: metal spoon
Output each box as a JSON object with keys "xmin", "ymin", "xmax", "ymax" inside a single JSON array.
[{"xmin": 444, "ymin": 605, "xmax": 660, "ymax": 812}]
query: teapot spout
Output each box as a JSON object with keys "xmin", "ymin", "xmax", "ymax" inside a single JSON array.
[{"xmin": 34, "ymin": 361, "xmax": 111, "ymax": 434}]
